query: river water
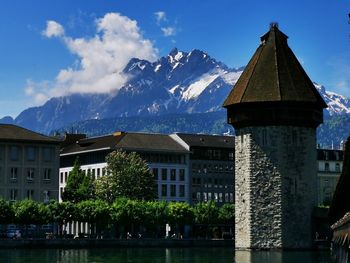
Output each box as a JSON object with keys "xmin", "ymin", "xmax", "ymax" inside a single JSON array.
[{"xmin": 0, "ymin": 248, "xmax": 333, "ymax": 263}]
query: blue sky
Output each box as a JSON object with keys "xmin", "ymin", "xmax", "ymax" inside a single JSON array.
[{"xmin": 0, "ymin": 0, "xmax": 349, "ymax": 117}]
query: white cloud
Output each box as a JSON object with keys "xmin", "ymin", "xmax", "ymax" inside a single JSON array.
[
  {"xmin": 154, "ymin": 11, "xmax": 167, "ymax": 23},
  {"xmin": 161, "ymin": 27, "xmax": 176, "ymax": 37},
  {"xmin": 27, "ymin": 13, "xmax": 158, "ymax": 105},
  {"xmin": 42, "ymin": 21, "xmax": 65, "ymax": 38}
]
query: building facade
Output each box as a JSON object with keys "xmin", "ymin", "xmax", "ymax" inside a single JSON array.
[
  {"xmin": 0, "ymin": 124, "xmax": 60, "ymax": 202},
  {"xmin": 59, "ymin": 132, "xmax": 190, "ymax": 203},
  {"xmin": 171, "ymin": 133, "xmax": 234, "ymax": 205},
  {"xmin": 317, "ymin": 148, "xmax": 343, "ymax": 206}
]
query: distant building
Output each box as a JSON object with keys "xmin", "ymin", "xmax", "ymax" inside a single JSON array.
[
  {"xmin": 171, "ymin": 133, "xmax": 234, "ymax": 205},
  {"xmin": 0, "ymin": 124, "xmax": 60, "ymax": 202},
  {"xmin": 317, "ymin": 149, "xmax": 343, "ymax": 206},
  {"xmin": 59, "ymin": 132, "xmax": 190, "ymax": 203}
]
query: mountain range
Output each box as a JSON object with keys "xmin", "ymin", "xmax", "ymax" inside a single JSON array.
[{"xmin": 1, "ymin": 48, "xmax": 350, "ymax": 147}]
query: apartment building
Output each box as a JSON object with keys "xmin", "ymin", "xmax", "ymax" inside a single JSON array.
[{"xmin": 0, "ymin": 124, "xmax": 60, "ymax": 202}]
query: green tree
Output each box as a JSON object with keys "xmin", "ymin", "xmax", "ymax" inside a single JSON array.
[
  {"xmin": 110, "ymin": 198, "xmax": 147, "ymax": 237},
  {"xmin": 168, "ymin": 202, "xmax": 194, "ymax": 237},
  {"xmin": 13, "ymin": 199, "xmax": 49, "ymax": 236},
  {"xmin": 0, "ymin": 199, "xmax": 14, "ymax": 224},
  {"xmin": 144, "ymin": 201, "xmax": 169, "ymax": 237},
  {"xmin": 194, "ymin": 202, "xmax": 219, "ymax": 238},
  {"xmin": 47, "ymin": 201, "xmax": 77, "ymax": 236},
  {"xmin": 95, "ymin": 150, "xmax": 156, "ymax": 202},
  {"xmin": 218, "ymin": 203, "xmax": 235, "ymax": 224},
  {"xmin": 77, "ymin": 200, "xmax": 110, "ymax": 237},
  {"xmin": 62, "ymin": 158, "xmax": 95, "ymax": 203}
]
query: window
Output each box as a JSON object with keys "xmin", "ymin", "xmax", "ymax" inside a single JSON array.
[
  {"xmin": 196, "ymin": 192, "xmax": 201, "ymax": 201},
  {"xmin": 170, "ymin": 185, "xmax": 176, "ymax": 197},
  {"xmin": 10, "ymin": 167, "xmax": 18, "ymax": 180},
  {"xmin": 10, "ymin": 189, "xmax": 18, "ymax": 201},
  {"xmin": 179, "ymin": 169, "xmax": 185, "ymax": 182},
  {"xmin": 335, "ymin": 163, "xmax": 341, "ymax": 172},
  {"xmin": 229, "ymin": 152, "xmax": 234, "ymax": 161},
  {"xmin": 43, "ymin": 190, "xmax": 50, "ymax": 203},
  {"xmin": 161, "ymin": 184, "xmax": 167, "ymax": 197},
  {"xmin": 208, "ymin": 192, "xmax": 212, "ymax": 201},
  {"xmin": 26, "ymin": 147, "xmax": 36, "ymax": 161},
  {"xmin": 152, "ymin": 168, "xmax": 158, "ymax": 180},
  {"xmin": 170, "ymin": 169, "xmax": 176, "ymax": 181},
  {"xmin": 60, "ymin": 172, "xmax": 63, "ymax": 183},
  {"xmin": 203, "ymin": 192, "xmax": 207, "ymax": 202},
  {"xmin": 214, "ymin": 192, "xmax": 218, "ymax": 202},
  {"xmin": 27, "ymin": 168, "xmax": 35, "ymax": 181},
  {"xmin": 27, "ymin": 189, "xmax": 34, "ymax": 199},
  {"xmin": 65, "ymin": 172, "xmax": 68, "ymax": 182},
  {"xmin": 325, "ymin": 163, "xmax": 330, "ymax": 172},
  {"xmin": 179, "ymin": 185, "xmax": 185, "ymax": 197},
  {"xmin": 225, "ymin": 193, "xmax": 229, "ymax": 202},
  {"xmin": 10, "ymin": 146, "xmax": 19, "ymax": 161},
  {"xmin": 43, "ymin": 148, "xmax": 52, "ymax": 162},
  {"xmin": 60, "ymin": 187, "xmax": 64, "ymax": 198},
  {"xmin": 97, "ymin": 168, "xmax": 101, "ymax": 178},
  {"xmin": 230, "ymin": 193, "xmax": 234, "ymax": 202},
  {"xmin": 161, "ymin": 169, "xmax": 167, "ymax": 181},
  {"xmin": 44, "ymin": 168, "xmax": 51, "ymax": 180},
  {"xmin": 219, "ymin": 193, "xmax": 223, "ymax": 202}
]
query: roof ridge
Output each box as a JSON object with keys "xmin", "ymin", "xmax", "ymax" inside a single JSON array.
[
  {"xmin": 240, "ymin": 45, "xmax": 264, "ymax": 102},
  {"xmin": 273, "ymin": 30, "xmax": 281, "ymax": 100}
]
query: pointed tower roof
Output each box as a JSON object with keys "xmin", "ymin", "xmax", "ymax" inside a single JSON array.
[
  {"xmin": 224, "ymin": 24, "xmax": 327, "ymax": 129},
  {"xmin": 224, "ymin": 24, "xmax": 327, "ymax": 107}
]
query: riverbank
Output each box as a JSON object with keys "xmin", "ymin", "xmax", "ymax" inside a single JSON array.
[{"xmin": 0, "ymin": 238, "xmax": 233, "ymax": 249}]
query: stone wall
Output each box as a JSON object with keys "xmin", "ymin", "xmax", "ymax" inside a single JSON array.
[{"xmin": 235, "ymin": 126, "xmax": 317, "ymax": 249}]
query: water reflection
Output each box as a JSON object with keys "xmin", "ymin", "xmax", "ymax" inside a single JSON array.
[
  {"xmin": 0, "ymin": 247, "xmax": 332, "ymax": 263},
  {"xmin": 234, "ymin": 250, "xmax": 332, "ymax": 263}
]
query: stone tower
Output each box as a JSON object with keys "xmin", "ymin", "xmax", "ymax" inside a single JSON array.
[{"xmin": 223, "ymin": 24, "xmax": 327, "ymax": 249}]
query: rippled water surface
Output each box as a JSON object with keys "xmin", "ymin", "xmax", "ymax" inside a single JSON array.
[{"xmin": 0, "ymin": 248, "xmax": 333, "ymax": 263}]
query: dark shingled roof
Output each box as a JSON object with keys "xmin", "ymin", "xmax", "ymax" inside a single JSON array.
[
  {"xmin": 0, "ymin": 124, "xmax": 60, "ymax": 143},
  {"xmin": 175, "ymin": 133, "xmax": 234, "ymax": 149},
  {"xmin": 60, "ymin": 132, "xmax": 189, "ymax": 155},
  {"xmin": 223, "ymin": 24, "xmax": 327, "ymax": 108},
  {"xmin": 60, "ymin": 132, "xmax": 125, "ymax": 155},
  {"xmin": 329, "ymin": 137, "xmax": 350, "ymax": 223},
  {"xmin": 117, "ymin": 133, "xmax": 188, "ymax": 153}
]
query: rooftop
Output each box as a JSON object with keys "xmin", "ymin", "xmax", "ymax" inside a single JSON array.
[
  {"xmin": 0, "ymin": 124, "xmax": 60, "ymax": 144},
  {"xmin": 223, "ymin": 24, "xmax": 327, "ymax": 108},
  {"xmin": 175, "ymin": 133, "xmax": 234, "ymax": 149}
]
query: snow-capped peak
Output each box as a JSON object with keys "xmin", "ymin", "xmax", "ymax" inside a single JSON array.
[{"xmin": 315, "ymin": 83, "xmax": 350, "ymax": 116}]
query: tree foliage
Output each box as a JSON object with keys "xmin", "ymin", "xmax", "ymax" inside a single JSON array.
[
  {"xmin": 13, "ymin": 199, "xmax": 49, "ymax": 226},
  {"xmin": 194, "ymin": 202, "xmax": 219, "ymax": 225},
  {"xmin": 0, "ymin": 199, "xmax": 14, "ymax": 224},
  {"xmin": 95, "ymin": 150, "xmax": 156, "ymax": 202},
  {"xmin": 62, "ymin": 158, "xmax": 95, "ymax": 203},
  {"xmin": 168, "ymin": 202, "xmax": 194, "ymax": 226},
  {"xmin": 218, "ymin": 203, "xmax": 235, "ymax": 224}
]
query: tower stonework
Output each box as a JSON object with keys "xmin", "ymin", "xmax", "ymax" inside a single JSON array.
[{"xmin": 224, "ymin": 24, "xmax": 327, "ymax": 249}]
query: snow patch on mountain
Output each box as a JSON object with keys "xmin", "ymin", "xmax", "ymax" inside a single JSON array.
[
  {"xmin": 182, "ymin": 72, "xmax": 220, "ymax": 101},
  {"xmin": 315, "ymin": 83, "xmax": 350, "ymax": 116}
]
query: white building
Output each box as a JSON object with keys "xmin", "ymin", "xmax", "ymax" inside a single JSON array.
[{"xmin": 59, "ymin": 132, "xmax": 190, "ymax": 203}]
